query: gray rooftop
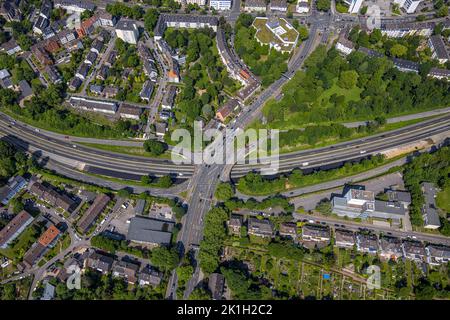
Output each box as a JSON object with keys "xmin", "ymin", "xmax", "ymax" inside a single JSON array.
[{"xmin": 127, "ymin": 216, "xmax": 174, "ymax": 245}]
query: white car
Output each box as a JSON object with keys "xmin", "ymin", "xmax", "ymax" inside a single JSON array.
[{"xmin": 359, "ymin": 150, "xmax": 366, "ymax": 154}]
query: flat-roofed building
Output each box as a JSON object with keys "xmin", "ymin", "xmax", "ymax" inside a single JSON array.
[
  {"xmin": 68, "ymin": 96, "xmax": 118, "ymax": 115},
  {"xmin": 426, "ymin": 245, "xmax": 450, "ymax": 266},
  {"xmin": 244, "ymin": 0, "xmax": 267, "ymax": 12},
  {"xmin": 279, "ymin": 222, "xmax": 297, "ymax": 239},
  {"xmin": 154, "ymin": 14, "xmax": 219, "ymax": 40},
  {"xmin": 127, "ymin": 216, "xmax": 174, "ymax": 246},
  {"xmin": 421, "ymin": 182, "xmax": 441, "ymax": 229},
  {"xmin": 115, "ymin": 20, "xmax": 139, "ymax": 44},
  {"xmin": 118, "ymin": 104, "xmax": 144, "ymax": 120}
]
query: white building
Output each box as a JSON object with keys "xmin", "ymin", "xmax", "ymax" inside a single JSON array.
[
  {"xmin": 244, "ymin": 0, "xmax": 267, "ymax": 12},
  {"xmin": 346, "ymin": 0, "xmax": 363, "ymax": 13},
  {"xmin": 182, "ymin": 0, "xmax": 207, "ymax": 5},
  {"xmin": 210, "ymin": 0, "xmax": 232, "ymax": 10},
  {"xmin": 115, "ymin": 20, "xmax": 139, "ymax": 44},
  {"xmin": 296, "ymin": 0, "xmax": 310, "ymax": 13},
  {"xmin": 270, "ymin": 0, "xmax": 288, "ymax": 12},
  {"xmin": 394, "ymin": 0, "xmax": 422, "ymax": 14}
]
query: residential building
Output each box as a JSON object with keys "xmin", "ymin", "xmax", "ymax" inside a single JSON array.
[
  {"xmin": 77, "ymin": 193, "xmax": 111, "ymax": 234},
  {"xmin": 33, "ymin": 16, "xmax": 50, "ymax": 35},
  {"xmin": 89, "ymin": 84, "xmax": 103, "ymax": 95},
  {"xmin": 112, "ymin": 260, "xmax": 140, "ymax": 284},
  {"xmin": 118, "ymin": 104, "xmax": 144, "ymax": 120},
  {"xmin": 379, "ymin": 236, "xmax": 403, "ymax": 260},
  {"xmin": 97, "ymin": 65, "xmax": 109, "ymax": 81},
  {"xmin": 23, "ymin": 224, "xmax": 61, "ymax": 268},
  {"xmin": 43, "ymin": 38, "xmax": 60, "ymax": 54},
  {"xmin": 270, "ymin": 0, "xmax": 288, "ymax": 11},
  {"xmin": 0, "ymin": 210, "xmax": 34, "ymax": 249},
  {"xmin": 77, "ymin": 16, "xmax": 97, "ymax": 38},
  {"xmin": 39, "ymin": 0, "xmax": 52, "ymax": 20},
  {"xmin": 45, "ymin": 65, "xmax": 62, "ymax": 85},
  {"xmin": 247, "ymin": 218, "xmax": 273, "ymax": 238},
  {"xmin": 296, "ymin": 0, "xmax": 310, "ymax": 13},
  {"xmin": 216, "ymin": 98, "xmax": 239, "ymax": 122},
  {"xmin": 103, "ymin": 86, "xmax": 118, "ymax": 98},
  {"xmin": 227, "ymin": 215, "xmax": 242, "ymax": 235},
  {"xmin": 332, "ymin": 187, "xmax": 405, "ymax": 222},
  {"xmin": 402, "ymin": 241, "xmax": 427, "ymax": 262},
  {"xmin": 85, "ymin": 251, "xmax": 114, "ymax": 274},
  {"xmin": 210, "ymin": 0, "xmax": 232, "ymax": 10},
  {"xmin": 154, "ymin": 14, "xmax": 219, "ymax": 40},
  {"xmin": 380, "ymin": 21, "xmax": 434, "ymax": 38},
  {"xmin": 115, "ymin": 20, "xmax": 139, "ymax": 44},
  {"xmin": 253, "ymin": 17, "xmax": 299, "ymax": 53},
  {"xmin": 0, "ymin": 175, "xmax": 27, "ymax": 205},
  {"xmin": 356, "ymin": 233, "xmax": 379, "ymax": 254},
  {"xmin": 335, "ymin": 34, "xmax": 355, "ymax": 55},
  {"xmin": 69, "ymin": 77, "xmax": 82, "ymax": 91},
  {"xmin": 138, "ymin": 267, "xmax": 163, "ymax": 287},
  {"xmin": 386, "ymin": 190, "xmax": 411, "ymax": 209},
  {"xmin": 32, "ymin": 46, "xmax": 53, "ymax": 65},
  {"xmin": 105, "ymin": 50, "xmax": 117, "ymax": 67},
  {"xmin": 90, "ymin": 39, "xmax": 104, "ymax": 55},
  {"xmin": 0, "ymin": 0, "xmax": 22, "ymax": 21},
  {"xmin": 39, "ymin": 225, "xmax": 61, "ymax": 247},
  {"xmin": 84, "ymin": 51, "xmax": 98, "ymax": 65},
  {"xmin": 162, "ymin": 85, "xmax": 177, "ymax": 110},
  {"xmin": 41, "ymin": 282, "xmax": 56, "ymax": 300},
  {"xmin": 279, "ymin": 222, "xmax": 297, "ymax": 239},
  {"xmin": 0, "ymin": 38, "xmax": 22, "ymax": 55},
  {"xmin": 29, "ymin": 181, "xmax": 77, "ymax": 213},
  {"xmin": 208, "ymin": 273, "xmax": 225, "ymax": 300},
  {"xmin": 394, "ymin": 0, "xmax": 422, "ymax": 14},
  {"xmin": 244, "ymin": 0, "xmax": 266, "ymax": 12},
  {"xmin": 0, "ymin": 76, "xmax": 13, "ymax": 89},
  {"xmin": 135, "ymin": 199, "xmax": 146, "ymax": 215},
  {"xmin": 334, "ymin": 229, "xmax": 356, "ymax": 249},
  {"xmin": 154, "ymin": 122, "xmax": 167, "ymax": 137},
  {"xmin": 127, "ymin": 216, "xmax": 174, "ymax": 246},
  {"xmin": 140, "ymin": 80, "xmax": 154, "ymax": 102},
  {"xmin": 345, "ymin": 0, "xmax": 364, "ymax": 13},
  {"xmin": 97, "ymin": 10, "xmax": 117, "ymax": 27},
  {"xmin": 54, "ymin": 0, "xmax": 96, "ymax": 13},
  {"xmin": 58, "ymin": 30, "xmax": 78, "ymax": 46},
  {"xmin": 301, "ymin": 224, "xmax": 330, "ymax": 242},
  {"xmin": 421, "ymin": 182, "xmax": 441, "ymax": 229},
  {"xmin": 428, "ymin": 35, "xmax": 449, "ymax": 64},
  {"xmin": 143, "ymin": 60, "xmax": 158, "ymax": 82},
  {"xmin": 68, "ymin": 96, "xmax": 118, "ymax": 115},
  {"xmin": 18, "ymin": 80, "xmax": 34, "ymax": 105},
  {"xmin": 428, "ymin": 67, "xmax": 450, "ymax": 80},
  {"xmin": 426, "ymin": 245, "xmax": 450, "ymax": 266},
  {"xmin": 75, "ymin": 63, "xmax": 90, "ymax": 80}
]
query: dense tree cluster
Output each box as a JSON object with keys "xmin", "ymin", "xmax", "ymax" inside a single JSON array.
[
  {"xmin": 223, "ymin": 196, "xmax": 294, "ymax": 212},
  {"xmin": 198, "ymin": 207, "xmax": 229, "ymax": 274},
  {"xmin": 164, "ymin": 28, "xmax": 238, "ymax": 128},
  {"xmin": 53, "ymin": 270, "xmax": 164, "ymax": 300},
  {"xmin": 237, "ymin": 155, "xmax": 386, "ymax": 195},
  {"xmin": 262, "ymin": 45, "xmax": 450, "ymax": 129},
  {"xmin": 234, "ymin": 14, "xmax": 289, "ymax": 87},
  {"xmin": 91, "ymin": 235, "xmax": 149, "ymax": 258},
  {"xmin": 106, "ymin": 3, "xmax": 145, "ymax": 20},
  {"xmin": 0, "ymin": 141, "xmax": 29, "ymax": 184},
  {"xmin": 403, "ymin": 147, "xmax": 449, "ymax": 229}
]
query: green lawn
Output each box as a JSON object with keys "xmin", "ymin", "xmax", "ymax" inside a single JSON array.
[
  {"xmin": 0, "ymin": 224, "xmax": 39, "ymax": 261},
  {"xmin": 436, "ymin": 186, "xmax": 450, "ymax": 214},
  {"xmin": 78, "ymin": 142, "xmax": 171, "ymax": 159},
  {"xmin": 318, "ymin": 79, "xmax": 362, "ymax": 107}
]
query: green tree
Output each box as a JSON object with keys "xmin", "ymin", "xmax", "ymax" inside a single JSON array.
[
  {"xmin": 143, "ymin": 139, "xmax": 167, "ymax": 156},
  {"xmin": 151, "ymin": 247, "xmax": 180, "ymax": 271},
  {"xmin": 215, "ymin": 182, "xmax": 234, "ymax": 201},
  {"xmin": 338, "ymin": 70, "xmax": 358, "ymax": 89},
  {"xmin": 389, "ymin": 44, "xmax": 408, "ymax": 57},
  {"xmin": 316, "ymin": 0, "xmax": 331, "ymax": 11}
]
